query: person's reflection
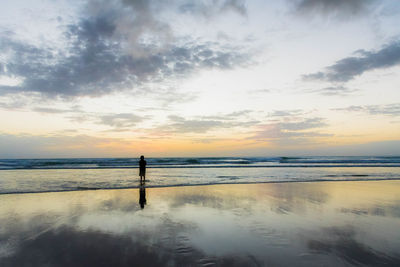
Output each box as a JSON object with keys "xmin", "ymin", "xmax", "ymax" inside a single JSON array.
[{"xmin": 139, "ymin": 180, "xmax": 147, "ymax": 209}]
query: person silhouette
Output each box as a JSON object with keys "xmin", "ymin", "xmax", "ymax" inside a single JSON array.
[
  {"xmin": 139, "ymin": 180, "xmax": 146, "ymax": 209},
  {"xmin": 139, "ymin": 155, "xmax": 147, "ymax": 181}
]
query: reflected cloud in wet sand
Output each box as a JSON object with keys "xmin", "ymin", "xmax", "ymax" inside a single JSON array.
[
  {"xmin": 0, "ymin": 181, "xmax": 400, "ymax": 266},
  {"xmin": 306, "ymin": 226, "xmax": 400, "ymax": 266}
]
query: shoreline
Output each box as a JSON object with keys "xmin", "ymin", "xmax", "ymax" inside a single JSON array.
[{"xmin": 1, "ymin": 177, "xmax": 400, "ymax": 196}]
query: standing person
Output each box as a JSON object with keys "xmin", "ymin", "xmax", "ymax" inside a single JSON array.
[{"xmin": 139, "ymin": 155, "xmax": 147, "ymax": 181}]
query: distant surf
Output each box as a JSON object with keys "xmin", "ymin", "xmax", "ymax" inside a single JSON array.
[{"xmin": 1, "ymin": 156, "xmax": 400, "ymax": 170}]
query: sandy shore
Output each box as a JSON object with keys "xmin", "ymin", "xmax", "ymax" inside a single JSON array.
[{"xmin": 1, "ymin": 180, "xmax": 400, "ymax": 266}]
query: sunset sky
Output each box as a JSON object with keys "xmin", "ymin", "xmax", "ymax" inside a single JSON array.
[{"xmin": 1, "ymin": 0, "xmax": 400, "ymax": 158}]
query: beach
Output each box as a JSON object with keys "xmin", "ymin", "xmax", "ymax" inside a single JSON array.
[
  {"xmin": 2, "ymin": 1, "xmax": 400, "ymax": 266},
  {"xmin": 1, "ymin": 180, "xmax": 399, "ymax": 266}
]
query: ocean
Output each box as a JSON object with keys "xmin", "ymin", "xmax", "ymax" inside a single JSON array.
[{"xmin": 0, "ymin": 156, "xmax": 399, "ymax": 194}]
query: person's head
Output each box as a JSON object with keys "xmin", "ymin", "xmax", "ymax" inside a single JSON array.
[{"xmin": 140, "ymin": 155, "xmax": 144, "ymax": 160}]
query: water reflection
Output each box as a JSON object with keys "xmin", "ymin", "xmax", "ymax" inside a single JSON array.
[
  {"xmin": 306, "ymin": 226, "xmax": 400, "ymax": 266},
  {"xmin": 339, "ymin": 201, "xmax": 400, "ymax": 218},
  {"xmin": 0, "ymin": 181, "xmax": 400, "ymax": 266},
  {"xmin": 139, "ymin": 180, "xmax": 147, "ymax": 209}
]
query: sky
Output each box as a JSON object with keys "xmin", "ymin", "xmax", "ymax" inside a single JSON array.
[{"xmin": 0, "ymin": 0, "xmax": 400, "ymax": 158}]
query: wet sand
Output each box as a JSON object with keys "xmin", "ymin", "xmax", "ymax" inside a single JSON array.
[{"xmin": 1, "ymin": 180, "xmax": 400, "ymax": 266}]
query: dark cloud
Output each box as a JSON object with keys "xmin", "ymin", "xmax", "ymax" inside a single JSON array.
[
  {"xmin": 178, "ymin": 0, "xmax": 247, "ymax": 17},
  {"xmin": 0, "ymin": 1, "xmax": 248, "ymax": 99},
  {"xmin": 333, "ymin": 103, "xmax": 400, "ymax": 116},
  {"xmin": 294, "ymin": 0, "xmax": 376, "ymax": 17},
  {"xmin": 0, "ymin": 36, "xmax": 244, "ymax": 98},
  {"xmin": 304, "ymin": 41, "xmax": 400, "ymax": 82},
  {"xmin": 221, "ymin": 0, "xmax": 247, "ymax": 16}
]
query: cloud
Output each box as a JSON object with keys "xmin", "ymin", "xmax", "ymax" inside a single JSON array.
[
  {"xmin": 26, "ymin": 107, "xmax": 256, "ymax": 134},
  {"xmin": 0, "ymin": 133, "xmax": 132, "ymax": 158},
  {"xmin": 249, "ymin": 117, "xmax": 330, "ymax": 144},
  {"xmin": 178, "ymin": 0, "xmax": 247, "ymax": 17},
  {"xmin": 311, "ymin": 85, "xmax": 358, "ymax": 96},
  {"xmin": 249, "ymin": 89, "xmax": 271, "ymax": 95},
  {"xmin": 0, "ymin": 35, "xmax": 245, "ymax": 98},
  {"xmin": 268, "ymin": 109, "xmax": 305, "ymax": 117},
  {"xmin": 294, "ymin": 0, "xmax": 377, "ymax": 17},
  {"xmin": 0, "ymin": 0, "xmax": 249, "ymax": 99},
  {"xmin": 200, "ymin": 110, "xmax": 253, "ymax": 121},
  {"xmin": 99, "ymin": 113, "xmax": 145, "ymax": 128},
  {"xmin": 0, "ymin": 216, "xmax": 260, "ymax": 267},
  {"xmin": 166, "ymin": 115, "xmax": 226, "ymax": 133},
  {"xmin": 64, "ymin": 111, "xmax": 148, "ymax": 130},
  {"xmin": 245, "ymin": 111, "xmax": 330, "ymax": 145},
  {"xmin": 280, "ymin": 117, "xmax": 327, "ymax": 130},
  {"xmin": 151, "ymin": 112, "xmax": 258, "ymax": 135},
  {"xmin": 225, "ymin": 109, "xmax": 253, "ymax": 117},
  {"xmin": 0, "ymin": 99, "xmax": 26, "ymax": 110},
  {"xmin": 150, "ymin": 86, "xmax": 198, "ymax": 106},
  {"xmin": 306, "ymin": 226, "xmax": 400, "ymax": 266},
  {"xmin": 340, "ymin": 202, "xmax": 400, "ymax": 218},
  {"xmin": 333, "ymin": 103, "xmax": 400, "ymax": 116},
  {"xmin": 191, "ymin": 137, "xmax": 229, "ymax": 144},
  {"xmin": 13, "ymin": 99, "xmax": 149, "ymax": 131},
  {"xmin": 32, "ymin": 106, "xmax": 82, "ymax": 114},
  {"xmin": 303, "ymin": 41, "xmax": 400, "ymax": 82},
  {"xmin": 0, "ymin": 226, "xmax": 170, "ymax": 267}
]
